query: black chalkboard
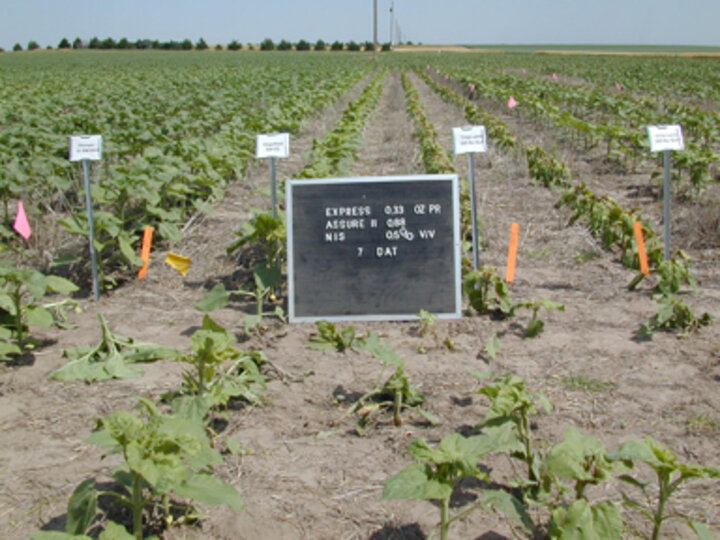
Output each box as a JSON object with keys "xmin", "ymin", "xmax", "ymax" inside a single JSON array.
[{"xmin": 286, "ymin": 175, "xmax": 461, "ymax": 321}]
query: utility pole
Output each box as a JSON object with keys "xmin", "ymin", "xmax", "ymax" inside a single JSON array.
[
  {"xmin": 390, "ymin": 0, "xmax": 395, "ymax": 48},
  {"xmin": 373, "ymin": 0, "xmax": 378, "ymax": 57}
]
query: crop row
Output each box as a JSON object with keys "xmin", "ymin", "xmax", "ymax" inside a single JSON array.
[
  {"xmin": 0, "ymin": 64, "xmax": 396, "ymax": 367},
  {"xmin": 418, "ymin": 66, "xmax": 657, "ymax": 269},
  {"xmin": 3, "ymin": 54, "xmax": 717, "ymax": 538},
  {"xmin": 295, "ymin": 68, "xmax": 388, "ymax": 179},
  {"xmin": 401, "ymin": 70, "xmax": 482, "ymax": 263},
  {"xmin": 400, "ymin": 71, "xmax": 455, "ymax": 175},
  {"xmin": 0, "ymin": 52, "xmax": 374, "ymax": 285},
  {"xmin": 418, "ymin": 67, "xmax": 710, "ymax": 335},
  {"xmin": 495, "ymin": 53, "xmax": 720, "ymax": 104},
  {"xmin": 384, "ymin": 368, "xmax": 719, "ymax": 540},
  {"xmin": 35, "ymin": 311, "xmax": 720, "ymax": 539},
  {"xmin": 219, "ymin": 68, "xmax": 389, "ymax": 333},
  {"xmin": 423, "ymin": 57, "xmax": 719, "ymax": 194},
  {"xmin": 426, "ymin": 51, "xmax": 720, "ymax": 111},
  {"xmin": 32, "ymin": 313, "xmax": 265, "ymax": 540}
]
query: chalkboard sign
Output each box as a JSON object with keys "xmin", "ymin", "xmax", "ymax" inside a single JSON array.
[{"xmin": 286, "ymin": 175, "xmax": 461, "ymax": 322}]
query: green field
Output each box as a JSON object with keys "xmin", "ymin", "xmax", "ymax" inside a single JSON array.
[
  {"xmin": 1, "ymin": 49, "xmax": 718, "ymax": 285},
  {"xmin": 2, "ymin": 47, "xmax": 720, "ymax": 540},
  {"xmin": 464, "ymin": 43, "xmax": 720, "ymax": 54}
]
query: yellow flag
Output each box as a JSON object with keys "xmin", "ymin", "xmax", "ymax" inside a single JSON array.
[{"xmin": 165, "ymin": 252, "xmax": 191, "ymax": 276}]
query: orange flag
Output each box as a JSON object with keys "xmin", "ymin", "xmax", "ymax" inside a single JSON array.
[
  {"xmin": 506, "ymin": 223, "xmax": 520, "ymax": 283},
  {"xmin": 633, "ymin": 222, "xmax": 650, "ymax": 276},
  {"xmin": 137, "ymin": 226, "xmax": 154, "ymax": 279}
]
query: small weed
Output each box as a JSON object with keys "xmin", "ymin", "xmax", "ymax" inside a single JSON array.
[
  {"xmin": 685, "ymin": 412, "xmax": 720, "ymax": 436},
  {"xmin": 574, "ymin": 249, "xmax": 602, "ymax": 263},
  {"xmin": 559, "ymin": 374, "xmax": 617, "ymax": 393},
  {"xmin": 527, "ymin": 248, "xmax": 552, "ymax": 259}
]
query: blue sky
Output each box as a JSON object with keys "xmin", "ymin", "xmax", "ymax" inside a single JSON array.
[{"xmin": 1, "ymin": 0, "xmax": 719, "ymax": 50}]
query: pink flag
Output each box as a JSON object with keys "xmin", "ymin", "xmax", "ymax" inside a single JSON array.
[
  {"xmin": 470, "ymin": 83, "xmax": 476, "ymax": 92},
  {"xmin": 507, "ymin": 96, "xmax": 518, "ymax": 109},
  {"xmin": 444, "ymin": 74, "xmax": 449, "ymax": 80},
  {"xmin": 435, "ymin": 69, "xmax": 440, "ymax": 74},
  {"xmin": 552, "ymin": 73, "xmax": 559, "ymax": 80},
  {"xmin": 615, "ymin": 82, "xmax": 623, "ymax": 91},
  {"xmin": 522, "ymin": 68, "xmax": 527, "ymax": 74},
  {"xmin": 13, "ymin": 201, "xmax": 31, "ymax": 240}
]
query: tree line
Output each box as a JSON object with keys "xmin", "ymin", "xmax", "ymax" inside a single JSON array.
[{"xmin": 4, "ymin": 37, "xmax": 398, "ymax": 53}]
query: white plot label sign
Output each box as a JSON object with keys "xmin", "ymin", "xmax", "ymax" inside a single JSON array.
[
  {"xmin": 647, "ymin": 125, "xmax": 684, "ymax": 153},
  {"xmin": 452, "ymin": 125, "xmax": 487, "ymax": 155},
  {"xmin": 256, "ymin": 133, "xmax": 290, "ymax": 159},
  {"xmin": 69, "ymin": 135, "xmax": 103, "ymax": 161}
]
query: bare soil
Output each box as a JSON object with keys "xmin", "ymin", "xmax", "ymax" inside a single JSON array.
[{"xmin": 1, "ymin": 69, "xmax": 719, "ymax": 540}]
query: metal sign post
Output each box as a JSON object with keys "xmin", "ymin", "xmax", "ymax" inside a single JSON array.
[
  {"xmin": 647, "ymin": 125, "xmax": 684, "ymax": 260},
  {"xmin": 81, "ymin": 160, "xmax": 100, "ymax": 300},
  {"xmin": 467, "ymin": 153, "xmax": 480, "ymax": 270},
  {"xmin": 452, "ymin": 125, "xmax": 488, "ymax": 271},
  {"xmin": 270, "ymin": 156, "xmax": 278, "ymax": 219},
  {"xmin": 70, "ymin": 135, "xmax": 103, "ymax": 300},
  {"xmin": 256, "ymin": 133, "xmax": 290, "ymax": 219},
  {"xmin": 663, "ymin": 150, "xmax": 671, "ymax": 260}
]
